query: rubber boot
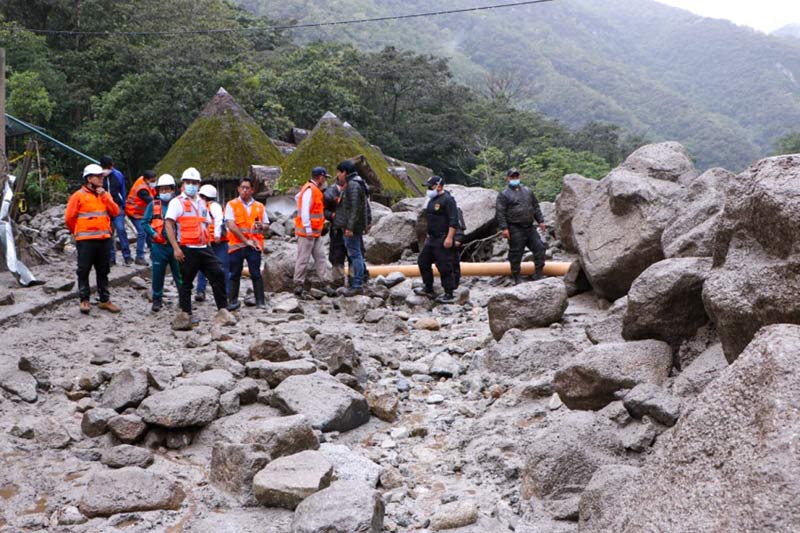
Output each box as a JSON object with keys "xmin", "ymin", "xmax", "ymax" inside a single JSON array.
[
  {"xmin": 254, "ymin": 278, "xmax": 266, "ymax": 309},
  {"xmin": 228, "ymin": 278, "xmax": 241, "ymax": 311},
  {"xmin": 532, "ymin": 268, "xmax": 544, "ymax": 281},
  {"xmin": 512, "ymin": 272, "xmax": 522, "ymax": 285}
]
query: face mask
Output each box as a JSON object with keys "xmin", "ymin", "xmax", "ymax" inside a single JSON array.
[
  {"xmin": 509, "ymin": 179, "xmax": 521, "ymax": 187},
  {"xmin": 184, "ymin": 184, "xmax": 198, "ymax": 196},
  {"xmin": 426, "ymin": 189, "xmax": 438, "ymax": 198},
  {"xmin": 159, "ymin": 193, "xmax": 173, "ymax": 202},
  {"xmin": 148, "ymin": 181, "xmax": 157, "ymax": 188}
]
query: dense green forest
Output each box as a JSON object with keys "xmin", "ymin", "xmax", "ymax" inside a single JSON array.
[
  {"xmin": 0, "ymin": 0, "xmax": 647, "ymax": 208},
  {"xmin": 238, "ymin": 0, "xmax": 800, "ymax": 171}
]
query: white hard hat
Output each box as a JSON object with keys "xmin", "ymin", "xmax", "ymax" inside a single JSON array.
[
  {"xmin": 156, "ymin": 174, "xmax": 176, "ymax": 187},
  {"xmin": 82, "ymin": 163, "xmax": 105, "ymax": 178},
  {"xmin": 198, "ymin": 184, "xmax": 217, "ymax": 199},
  {"xmin": 181, "ymin": 167, "xmax": 201, "ymax": 182}
]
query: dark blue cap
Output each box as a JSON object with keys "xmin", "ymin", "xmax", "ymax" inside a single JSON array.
[
  {"xmin": 311, "ymin": 166, "xmax": 328, "ymax": 177},
  {"xmin": 426, "ymin": 175, "xmax": 444, "ymax": 188}
]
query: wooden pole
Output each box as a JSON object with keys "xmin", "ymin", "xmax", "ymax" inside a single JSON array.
[
  {"xmin": 9, "ymin": 140, "xmax": 35, "ymax": 220},
  {"xmin": 0, "ymin": 48, "xmax": 7, "ymax": 179}
]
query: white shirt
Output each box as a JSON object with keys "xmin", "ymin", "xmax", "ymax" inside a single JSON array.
[
  {"xmin": 165, "ymin": 193, "xmax": 211, "ymax": 248},
  {"xmin": 295, "ymin": 185, "xmax": 313, "ymax": 234},
  {"xmin": 208, "ymin": 201, "xmax": 224, "ymax": 241},
  {"xmin": 224, "ymin": 197, "xmax": 270, "ymax": 224}
]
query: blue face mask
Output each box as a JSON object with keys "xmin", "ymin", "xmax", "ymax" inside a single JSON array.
[
  {"xmin": 426, "ymin": 189, "xmax": 439, "ymax": 198},
  {"xmin": 509, "ymin": 179, "xmax": 521, "ymax": 187},
  {"xmin": 159, "ymin": 193, "xmax": 173, "ymax": 202},
  {"xmin": 184, "ymin": 184, "xmax": 198, "ymax": 196}
]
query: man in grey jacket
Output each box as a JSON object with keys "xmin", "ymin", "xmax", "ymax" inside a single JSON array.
[{"xmin": 495, "ymin": 168, "xmax": 546, "ymax": 284}]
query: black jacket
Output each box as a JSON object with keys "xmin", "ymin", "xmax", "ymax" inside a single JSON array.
[
  {"xmin": 496, "ymin": 185, "xmax": 544, "ymax": 229},
  {"xmin": 334, "ymin": 172, "xmax": 372, "ymax": 233},
  {"xmin": 425, "ymin": 191, "xmax": 459, "ymax": 238},
  {"xmin": 323, "ymin": 183, "xmax": 343, "ymax": 222}
]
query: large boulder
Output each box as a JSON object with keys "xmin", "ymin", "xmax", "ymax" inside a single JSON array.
[
  {"xmin": 0, "ymin": 365, "xmax": 38, "ymax": 403},
  {"xmin": 578, "ymin": 465, "xmax": 640, "ymax": 532},
  {"xmin": 270, "ymin": 372, "xmax": 370, "ymax": 432},
  {"xmin": 311, "ymin": 334, "xmax": 361, "ymax": 375},
  {"xmin": 553, "ymin": 340, "xmax": 672, "ymax": 410},
  {"xmin": 100, "ymin": 369, "xmax": 150, "ymax": 411},
  {"xmin": 291, "ymin": 480, "xmax": 384, "ymax": 533},
  {"xmin": 661, "ymin": 168, "xmax": 733, "ymax": 258},
  {"xmin": 363, "ymin": 211, "xmax": 418, "ymax": 264},
  {"xmin": 622, "ymin": 257, "xmax": 712, "ymax": 346},
  {"xmin": 484, "ymin": 328, "xmax": 589, "ymax": 379},
  {"xmin": 582, "ymin": 324, "xmax": 800, "ymax": 531},
  {"xmin": 253, "ymin": 450, "xmax": 334, "ymax": 509},
  {"xmin": 672, "ymin": 343, "xmax": 728, "ymax": 397},
  {"xmin": 263, "ymin": 244, "xmax": 326, "ymax": 293},
  {"xmin": 79, "ymin": 467, "xmax": 185, "ymax": 518},
  {"xmin": 572, "ymin": 143, "xmax": 692, "ymax": 300},
  {"xmin": 703, "ymin": 155, "xmax": 800, "ymax": 362},
  {"xmin": 420, "ymin": 185, "xmax": 499, "ymax": 243},
  {"xmin": 137, "ymin": 385, "xmax": 220, "ymax": 428},
  {"xmin": 555, "ymin": 174, "xmax": 599, "ymax": 253},
  {"xmin": 487, "ymin": 278, "xmax": 568, "ymax": 340}
]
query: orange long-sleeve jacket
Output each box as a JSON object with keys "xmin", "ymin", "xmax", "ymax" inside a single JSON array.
[{"xmin": 65, "ymin": 185, "xmax": 121, "ymax": 240}]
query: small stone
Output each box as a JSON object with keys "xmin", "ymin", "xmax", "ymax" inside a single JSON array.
[
  {"xmin": 430, "ymin": 500, "xmax": 479, "ymax": 530},
  {"xmin": 219, "ymin": 390, "xmax": 241, "ymax": 417},
  {"xmin": 291, "ymin": 480, "xmax": 384, "ymax": 533},
  {"xmin": 428, "ymin": 353, "xmax": 460, "ymax": 379},
  {"xmin": 426, "ymin": 394, "xmax": 445, "ymax": 405},
  {"xmin": 336, "ymin": 373, "xmax": 363, "ymax": 392},
  {"xmin": 100, "ymin": 369, "xmax": 149, "ymax": 412},
  {"xmin": 217, "ymin": 341, "xmax": 249, "ymax": 363},
  {"xmin": 415, "ymin": 317, "xmax": 440, "ymax": 331},
  {"xmin": 10, "ymin": 417, "xmax": 36, "ymax": 439},
  {"xmin": 108, "ymin": 414, "xmax": 147, "ymax": 443},
  {"xmin": 101, "ymin": 445, "xmax": 154, "ymax": 469},
  {"xmin": 90, "ymin": 351, "xmax": 115, "ymax": 365},
  {"xmin": 318, "ymin": 443, "xmax": 382, "ymax": 487},
  {"xmin": 137, "ymin": 385, "xmax": 220, "ymax": 428},
  {"xmin": 81, "ymin": 407, "xmax": 117, "ymax": 437},
  {"xmin": 0, "ymin": 291, "xmax": 15, "ymax": 305},
  {"xmin": 380, "ymin": 438, "xmax": 397, "ymax": 449},
  {"xmin": 246, "ymin": 359, "xmax": 316, "ymax": 388},
  {"xmin": 0, "ymin": 366, "xmax": 38, "ymax": 402},
  {"xmin": 129, "ymin": 276, "xmax": 147, "ymax": 290},
  {"xmin": 390, "ymin": 427, "xmax": 409, "ymax": 439},
  {"xmin": 273, "ymin": 297, "xmax": 302, "ymax": 314},
  {"xmin": 548, "ymin": 393, "xmax": 563, "ymax": 410},
  {"xmin": 366, "ymin": 390, "xmax": 399, "ymax": 422},
  {"xmin": 54, "ymin": 505, "xmax": 87, "ymax": 525},
  {"xmin": 210, "ymin": 325, "xmax": 232, "ymax": 341},
  {"xmin": 234, "ymin": 377, "xmax": 260, "ymax": 405},
  {"xmin": 183, "ymin": 369, "xmax": 236, "ymax": 393},
  {"xmin": 75, "ymin": 397, "xmax": 95, "ymax": 413},
  {"xmin": 249, "ymin": 339, "xmax": 291, "ymax": 362}
]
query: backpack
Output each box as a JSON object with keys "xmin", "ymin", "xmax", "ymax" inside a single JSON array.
[{"xmin": 454, "ymin": 206, "xmax": 467, "ymax": 246}]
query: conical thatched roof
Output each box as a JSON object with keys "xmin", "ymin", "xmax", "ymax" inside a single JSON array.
[
  {"xmin": 155, "ymin": 88, "xmax": 283, "ymax": 179},
  {"xmin": 278, "ymin": 112, "xmax": 416, "ymax": 200}
]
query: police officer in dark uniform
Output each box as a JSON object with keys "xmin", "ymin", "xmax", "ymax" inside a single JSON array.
[
  {"xmin": 415, "ymin": 176, "xmax": 460, "ymax": 303},
  {"xmin": 496, "ymin": 168, "xmax": 546, "ymax": 284}
]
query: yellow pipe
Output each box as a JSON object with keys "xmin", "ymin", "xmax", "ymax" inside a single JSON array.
[{"xmin": 363, "ymin": 261, "xmax": 571, "ymax": 278}]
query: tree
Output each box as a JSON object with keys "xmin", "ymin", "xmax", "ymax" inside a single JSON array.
[
  {"xmin": 520, "ymin": 147, "xmax": 609, "ymax": 201},
  {"xmin": 7, "ymin": 71, "xmax": 54, "ymax": 124}
]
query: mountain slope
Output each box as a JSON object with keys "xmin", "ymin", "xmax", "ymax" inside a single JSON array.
[{"xmin": 237, "ymin": 0, "xmax": 800, "ymax": 171}]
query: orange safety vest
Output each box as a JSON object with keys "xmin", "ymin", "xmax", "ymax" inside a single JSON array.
[
  {"xmin": 150, "ymin": 199, "xmax": 167, "ymax": 245},
  {"xmin": 177, "ymin": 197, "xmax": 209, "ymax": 246},
  {"xmin": 125, "ymin": 176, "xmax": 154, "ymax": 218},
  {"xmin": 69, "ymin": 187, "xmax": 114, "ymax": 241},
  {"xmin": 227, "ymin": 197, "xmax": 265, "ymax": 253},
  {"xmin": 294, "ymin": 182, "xmax": 325, "ymax": 238}
]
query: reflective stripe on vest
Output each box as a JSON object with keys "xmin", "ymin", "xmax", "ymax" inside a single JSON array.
[
  {"xmin": 72, "ymin": 188, "xmax": 112, "ymax": 241},
  {"xmin": 227, "ymin": 198, "xmax": 265, "ymax": 253},
  {"xmin": 150, "ymin": 200, "xmax": 167, "ymax": 245},
  {"xmin": 177, "ymin": 198, "xmax": 209, "ymax": 246},
  {"xmin": 125, "ymin": 177, "xmax": 154, "ymax": 218},
  {"xmin": 294, "ymin": 182, "xmax": 325, "ymax": 238}
]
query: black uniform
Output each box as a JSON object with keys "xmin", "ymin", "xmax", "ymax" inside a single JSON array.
[
  {"xmin": 418, "ymin": 191, "xmax": 460, "ymax": 295},
  {"xmin": 496, "ymin": 185, "xmax": 546, "ymax": 278}
]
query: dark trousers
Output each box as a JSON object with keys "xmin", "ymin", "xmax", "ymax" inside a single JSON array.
[
  {"xmin": 508, "ymin": 223, "xmax": 546, "ymax": 275},
  {"xmin": 197, "ymin": 241, "xmax": 230, "ymax": 295},
  {"xmin": 329, "ymin": 228, "xmax": 347, "ymax": 268},
  {"xmin": 229, "ymin": 246, "xmax": 263, "ymax": 289},
  {"xmin": 178, "ymin": 246, "xmax": 227, "ymax": 314},
  {"xmin": 76, "ymin": 238, "xmax": 112, "ymax": 302},
  {"xmin": 418, "ymin": 236, "xmax": 459, "ymax": 294}
]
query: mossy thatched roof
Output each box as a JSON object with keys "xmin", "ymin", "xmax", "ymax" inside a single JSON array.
[
  {"xmin": 278, "ymin": 112, "xmax": 415, "ymax": 200},
  {"xmin": 155, "ymin": 88, "xmax": 283, "ymax": 180}
]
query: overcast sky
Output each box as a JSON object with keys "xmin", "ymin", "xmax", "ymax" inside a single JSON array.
[{"xmin": 656, "ymin": 0, "xmax": 800, "ymax": 33}]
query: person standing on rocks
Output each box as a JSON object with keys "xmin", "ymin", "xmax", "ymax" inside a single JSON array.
[
  {"xmin": 164, "ymin": 167, "xmax": 228, "ymax": 324},
  {"xmin": 293, "ymin": 166, "xmax": 331, "ymax": 297},
  {"xmin": 334, "ymin": 160, "xmax": 371, "ymax": 296},
  {"xmin": 323, "ymin": 167, "xmax": 348, "ymax": 289},
  {"xmin": 415, "ymin": 176, "xmax": 460, "ymax": 304},
  {"xmin": 225, "ymin": 177, "xmax": 269, "ymax": 310},
  {"xmin": 496, "ymin": 168, "xmax": 546, "ymax": 284},
  {"xmin": 125, "ymin": 169, "xmax": 156, "ymax": 266},
  {"xmin": 65, "ymin": 163, "xmax": 122, "ymax": 314},
  {"xmin": 100, "ymin": 155, "xmax": 133, "ymax": 266},
  {"xmin": 195, "ymin": 184, "xmax": 229, "ymax": 303},
  {"xmin": 142, "ymin": 174, "xmax": 182, "ymax": 312}
]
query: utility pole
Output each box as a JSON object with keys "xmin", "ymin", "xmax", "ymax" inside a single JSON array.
[{"xmin": 0, "ymin": 48, "xmax": 7, "ymax": 178}]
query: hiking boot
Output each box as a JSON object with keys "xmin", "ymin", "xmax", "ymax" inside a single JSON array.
[
  {"xmin": 151, "ymin": 299, "xmax": 162, "ymax": 313},
  {"xmin": 194, "ymin": 291, "xmax": 206, "ymax": 302},
  {"xmin": 124, "ymin": 257, "xmax": 134, "ymax": 266},
  {"xmin": 414, "ymin": 286, "xmax": 436, "ymax": 299},
  {"xmin": 512, "ymin": 273, "xmax": 523, "ymax": 285},
  {"xmin": 293, "ymin": 285, "xmax": 306, "ymax": 297},
  {"xmin": 342, "ymin": 287, "xmax": 364, "ymax": 297},
  {"xmin": 134, "ymin": 257, "xmax": 149, "ymax": 266},
  {"xmin": 227, "ymin": 300, "xmax": 241, "ymax": 312},
  {"xmin": 323, "ymin": 286, "xmax": 337, "ymax": 298},
  {"xmin": 79, "ymin": 300, "xmax": 90, "ymax": 314},
  {"xmin": 98, "ymin": 301, "xmax": 121, "ymax": 313},
  {"xmin": 435, "ymin": 292, "xmax": 455, "ymax": 304},
  {"xmin": 531, "ymin": 271, "xmax": 545, "ymax": 281}
]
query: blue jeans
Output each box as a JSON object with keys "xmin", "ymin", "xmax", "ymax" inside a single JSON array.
[
  {"xmin": 197, "ymin": 241, "xmax": 230, "ymax": 295},
  {"xmin": 110, "ymin": 213, "xmax": 131, "ymax": 263},
  {"xmin": 343, "ymin": 233, "xmax": 366, "ymax": 289},
  {"xmin": 129, "ymin": 216, "xmax": 152, "ymax": 260}
]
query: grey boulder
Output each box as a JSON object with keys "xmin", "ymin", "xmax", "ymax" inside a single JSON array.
[
  {"xmin": 253, "ymin": 450, "xmax": 334, "ymax": 509},
  {"xmin": 100, "ymin": 444, "xmax": 154, "ymax": 469},
  {"xmin": 79, "ymin": 467, "xmax": 185, "ymax": 518},
  {"xmin": 137, "ymin": 385, "xmax": 220, "ymax": 428},
  {"xmin": 622, "ymin": 383, "xmax": 682, "ymax": 427},
  {"xmin": 0, "ymin": 366, "xmax": 38, "ymax": 403},
  {"xmin": 363, "ymin": 211, "xmax": 418, "ymax": 264},
  {"xmin": 487, "ymin": 278, "xmax": 568, "ymax": 340},
  {"xmin": 271, "ymin": 373, "xmax": 370, "ymax": 432},
  {"xmin": 291, "ymin": 480, "xmax": 384, "ymax": 533},
  {"xmin": 246, "ymin": 359, "xmax": 317, "ymax": 388},
  {"xmin": 555, "ymin": 174, "xmax": 599, "ymax": 253}
]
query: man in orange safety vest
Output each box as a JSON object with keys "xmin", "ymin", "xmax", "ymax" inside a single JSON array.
[{"xmin": 293, "ymin": 166, "xmax": 330, "ymax": 297}]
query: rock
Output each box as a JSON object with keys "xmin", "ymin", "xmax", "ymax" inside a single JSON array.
[
  {"xmin": 263, "ymin": 246, "xmax": 326, "ymax": 293},
  {"xmin": 363, "ymin": 211, "xmax": 418, "ymax": 264},
  {"xmin": 107, "ymin": 414, "xmax": 147, "ymax": 443},
  {"xmin": 219, "ymin": 390, "xmax": 241, "ymax": 416},
  {"xmin": 217, "ymin": 341, "xmax": 249, "ymax": 363},
  {"xmin": 242, "ymin": 414, "xmax": 320, "ymax": 459},
  {"xmin": 428, "ymin": 352, "xmax": 460, "ymax": 378},
  {"xmin": 17, "ymin": 354, "xmax": 51, "ymax": 389},
  {"xmin": 484, "ymin": 328, "xmax": 589, "ymax": 378},
  {"xmin": 311, "ymin": 334, "xmax": 361, "ymax": 375},
  {"xmin": 572, "ymin": 143, "xmax": 692, "ymax": 300},
  {"xmin": 234, "ymin": 377, "xmax": 260, "ymax": 405},
  {"xmin": 623, "ymin": 383, "xmax": 682, "ymax": 426},
  {"xmin": 426, "ymin": 394, "xmax": 445, "ymax": 405},
  {"xmin": 54, "ymin": 505, "xmax": 87, "ymax": 526},
  {"xmin": 100, "ymin": 369, "xmax": 149, "ymax": 412},
  {"xmin": 672, "ymin": 343, "xmax": 728, "ymax": 397},
  {"xmin": 273, "ymin": 296, "xmax": 302, "ymax": 314},
  {"xmin": 10, "ymin": 417, "xmax": 35, "ymax": 439},
  {"xmin": 34, "ymin": 417, "xmax": 72, "ymax": 449},
  {"xmin": 414, "ymin": 317, "xmax": 440, "ymax": 331},
  {"xmin": 185, "ymin": 508, "xmax": 294, "ymax": 532},
  {"xmin": 622, "ymin": 257, "xmax": 712, "ymax": 346},
  {"xmin": 137, "ymin": 385, "xmax": 220, "ymax": 428},
  {"xmin": 365, "ymin": 389, "xmax": 399, "ymax": 422},
  {"xmin": 585, "ymin": 297, "xmax": 627, "ymax": 344},
  {"xmin": 369, "ymin": 201, "xmax": 392, "ymax": 224},
  {"xmin": 377, "ymin": 271, "xmax": 406, "ymax": 289},
  {"xmin": 271, "ymin": 373, "xmax": 370, "ymax": 432},
  {"xmin": 584, "ymin": 324, "xmax": 800, "ymax": 531},
  {"xmin": 250, "ymin": 338, "xmax": 291, "ymax": 362},
  {"xmin": 81, "ymin": 407, "xmax": 117, "ymax": 437},
  {"xmin": 210, "ymin": 442, "xmax": 271, "ymax": 503},
  {"xmin": 338, "ymin": 294, "xmax": 373, "ymax": 320},
  {"xmin": 554, "ymin": 340, "xmax": 672, "ymax": 410},
  {"xmin": 246, "ymin": 359, "xmax": 317, "ymax": 388},
  {"xmin": 213, "ymin": 308, "xmax": 237, "ymax": 326},
  {"xmin": 430, "ymin": 500, "xmax": 479, "ymax": 530},
  {"xmin": 78, "ymin": 467, "xmax": 185, "ymax": 518},
  {"xmin": 291, "ymin": 480, "xmax": 384, "ymax": 533},
  {"xmin": 620, "ymin": 416, "xmax": 658, "ymax": 452},
  {"xmin": 183, "ymin": 369, "xmax": 237, "ymax": 393},
  {"xmin": 171, "ymin": 312, "xmax": 193, "ymax": 331},
  {"xmin": 487, "ymin": 278, "xmax": 568, "ymax": 340},
  {"xmin": 563, "ymin": 260, "xmax": 592, "ymax": 296},
  {"xmin": 0, "ymin": 290, "xmax": 14, "ymax": 305},
  {"xmin": 661, "ymin": 168, "xmax": 733, "ymax": 258},
  {"xmin": 101, "ymin": 444, "xmax": 154, "ymax": 468},
  {"xmin": 0, "ymin": 366, "xmax": 38, "ymax": 403},
  {"xmin": 432, "ymin": 185, "xmax": 499, "ymax": 242},
  {"xmin": 578, "ymin": 465, "xmax": 640, "ymax": 531},
  {"xmin": 319, "ymin": 443, "xmax": 382, "ymax": 487},
  {"xmin": 703, "ymin": 155, "xmax": 800, "ymax": 362},
  {"xmin": 253, "ymin": 450, "xmax": 334, "ymax": 509},
  {"xmin": 391, "ymin": 196, "xmax": 427, "ymax": 213},
  {"xmin": 555, "ymin": 174, "xmax": 599, "ymax": 253}
]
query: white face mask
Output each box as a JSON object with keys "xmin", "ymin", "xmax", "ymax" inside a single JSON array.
[
  {"xmin": 426, "ymin": 189, "xmax": 438, "ymax": 198},
  {"xmin": 184, "ymin": 184, "xmax": 198, "ymax": 197}
]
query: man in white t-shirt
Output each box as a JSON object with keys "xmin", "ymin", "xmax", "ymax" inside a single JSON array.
[{"xmin": 164, "ymin": 167, "xmax": 228, "ymax": 324}]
